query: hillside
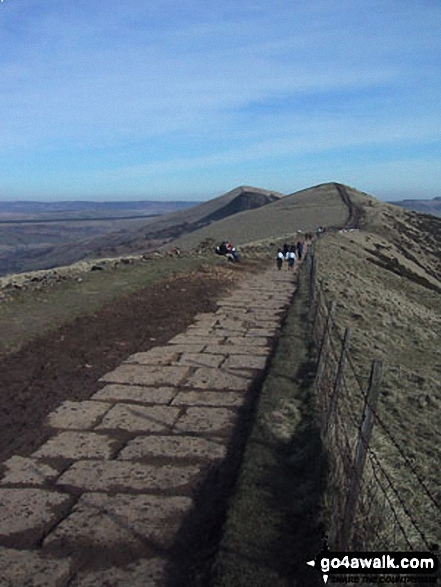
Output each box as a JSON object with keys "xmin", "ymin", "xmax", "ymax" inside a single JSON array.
[
  {"xmin": 389, "ymin": 196, "xmax": 441, "ymax": 217},
  {"xmin": 313, "ymin": 194, "xmax": 441, "ymax": 550},
  {"xmin": 0, "ymin": 187, "xmax": 281, "ymax": 276},
  {"xmin": 206, "ymin": 192, "xmax": 441, "ymax": 586},
  {"xmin": 0, "ymin": 182, "xmax": 440, "ymax": 584},
  {"xmin": 166, "ymin": 182, "xmax": 351, "ymax": 250}
]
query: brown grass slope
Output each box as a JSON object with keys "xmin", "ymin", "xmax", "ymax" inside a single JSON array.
[
  {"xmin": 211, "ymin": 190, "xmax": 440, "ymax": 587},
  {"xmin": 315, "ymin": 192, "xmax": 441, "ymax": 549},
  {"xmin": 0, "ymin": 187, "xmax": 281, "ymax": 276},
  {"xmin": 166, "ymin": 182, "xmax": 350, "ymax": 250}
]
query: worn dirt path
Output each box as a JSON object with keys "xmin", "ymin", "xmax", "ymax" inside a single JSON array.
[{"xmin": 0, "ymin": 265, "xmax": 297, "ymax": 586}]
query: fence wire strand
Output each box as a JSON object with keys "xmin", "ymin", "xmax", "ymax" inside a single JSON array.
[{"xmin": 309, "ymin": 253, "xmax": 439, "ymax": 551}]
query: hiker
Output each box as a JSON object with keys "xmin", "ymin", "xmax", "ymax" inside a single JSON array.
[
  {"xmin": 216, "ymin": 241, "xmax": 239, "ymax": 262},
  {"xmin": 216, "ymin": 242, "xmax": 228, "ymax": 255},
  {"xmin": 287, "ymin": 246, "xmax": 296, "ymax": 269},
  {"xmin": 296, "ymin": 241, "xmax": 303, "ymax": 260},
  {"xmin": 226, "ymin": 247, "xmax": 239, "ymax": 263},
  {"xmin": 282, "ymin": 243, "xmax": 289, "ymax": 256},
  {"xmin": 276, "ymin": 248, "xmax": 284, "ymax": 270}
]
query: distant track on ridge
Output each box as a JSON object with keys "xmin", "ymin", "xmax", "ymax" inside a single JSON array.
[{"xmin": 334, "ymin": 183, "xmax": 364, "ymax": 229}]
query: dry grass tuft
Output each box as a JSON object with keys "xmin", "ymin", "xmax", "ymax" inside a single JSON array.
[{"xmin": 315, "ymin": 200, "xmax": 441, "ymax": 550}]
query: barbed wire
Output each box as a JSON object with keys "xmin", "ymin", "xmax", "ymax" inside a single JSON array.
[
  {"xmin": 367, "ymin": 448, "xmax": 432, "ymax": 550},
  {"xmin": 317, "ymin": 287, "xmax": 441, "ymax": 514},
  {"xmin": 367, "ymin": 463, "xmax": 414, "ymax": 550},
  {"xmin": 371, "ymin": 410, "xmax": 441, "ymax": 513},
  {"xmin": 309, "ymin": 259, "xmax": 440, "ymax": 550}
]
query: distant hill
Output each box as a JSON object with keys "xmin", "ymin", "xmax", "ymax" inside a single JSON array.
[
  {"xmin": 166, "ymin": 182, "xmax": 353, "ymax": 251},
  {"xmin": 0, "ymin": 200, "xmax": 195, "ymax": 220},
  {"xmin": 389, "ymin": 197, "xmax": 441, "ymax": 217},
  {"xmin": 0, "ymin": 186, "xmax": 282, "ymax": 276}
]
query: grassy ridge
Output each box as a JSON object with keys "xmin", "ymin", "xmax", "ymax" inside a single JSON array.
[
  {"xmin": 314, "ymin": 201, "xmax": 441, "ymax": 549},
  {"xmin": 167, "ymin": 183, "xmax": 349, "ymax": 251},
  {"xmin": 0, "ymin": 255, "xmax": 216, "ymax": 356}
]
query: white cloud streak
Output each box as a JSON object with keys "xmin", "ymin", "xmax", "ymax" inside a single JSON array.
[{"xmin": 0, "ymin": 0, "xmax": 440, "ymax": 197}]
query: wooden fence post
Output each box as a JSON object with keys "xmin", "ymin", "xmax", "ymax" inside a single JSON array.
[
  {"xmin": 325, "ymin": 328, "xmax": 351, "ymax": 439},
  {"xmin": 339, "ymin": 359, "xmax": 383, "ymax": 550},
  {"xmin": 308, "ymin": 250, "xmax": 316, "ymax": 317}
]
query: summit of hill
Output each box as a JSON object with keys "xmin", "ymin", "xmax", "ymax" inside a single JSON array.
[{"xmin": 166, "ymin": 182, "xmax": 354, "ymax": 250}]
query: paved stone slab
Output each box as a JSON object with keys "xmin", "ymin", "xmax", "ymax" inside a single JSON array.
[
  {"xmin": 148, "ymin": 343, "xmax": 205, "ymax": 354},
  {"xmin": 184, "ymin": 367, "xmax": 251, "ymax": 391},
  {"xmin": 172, "ymin": 390, "xmax": 245, "ymax": 407},
  {"xmin": 193, "ymin": 312, "xmax": 219, "ymax": 323},
  {"xmin": 226, "ymin": 336, "xmax": 269, "ymax": 347},
  {"xmin": 213, "ymin": 319, "xmax": 248, "ymax": 332},
  {"xmin": 216, "ymin": 302, "xmax": 248, "ymax": 309},
  {"xmin": 245, "ymin": 309, "xmax": 283, "ymax": 319},
  {"xmin": 33, "ymin": 431, "xmax": 116, "ymax": 460},
  {"xmin": 207, "ymin": 329, "xmax": 242, "ymax": 339},
  {"xmin": 47, "ymin": 400, "xmax": 112, "ymax": 430},
  {"xmin": 96, "ymin": 404, "xmax": 180, "ymax": 433},
  {"xmin": 174, "ymin": 407, "xmax": 236, "ymax": 434},
  {"xmin": 119, "ymin": 435, "xmax": 227, "ymax": 461},
  {"xmin": 92, "ymin": 384, "xmax": 176, "ymax": 405},
  {"xmin": 248, "ymin": 319, "xmax": 280, "ymax": 329},
  {"xmin": 223, "ymin": 354, "xmax": 268, "ymax": 371},
  {"xmin": 72, "ymin": 557, "xmax": 167, "ymax": 587},
  {"xmin": 124, "ymin": 348, "xmax": 179, "ymax": 365},
  {"xmin": 176, "ymin": 353, "xmax": 225, "ymax": 368},
  {"xmin": 203, "ymin": 344, "xmax": 269, "ymax": 356},
  {"xmin": 246, "ymin": 328, "xmax": 278, "ymax": 338},
  {"xmin": 57, "ymin": 460, "xmax": 201, "ymax": 492},
  {"xmin": 100, "ymin": 365, "xmax": 190, "ymax": 387},
  {"xmin": 44, "ymin": 493, "xmax": 191, "ymax": 551},
  {"xmin": 183, "ymin": 327, "xmax": 215, "ymax": 337},
  {"xmin": 0, "ymin": 456, "xmax": 60, "ymax": 486},
  {"xmin": 239, "ymin": 299, "xmax": 286, "ymax": 312},
  {"xmin": 167, "ymin": 334, "xmax": 225, "ymax": 345},
  {"xmin": 188, "ymin": 319, "xmax": 217, "ymax": 329},
  {"xmin": 0, "ymin": 489, "xmax": 71, "ymax": 545},
  {"xmin": 0, "ymin": 546, "xmax": 72, "ymax": 587}
]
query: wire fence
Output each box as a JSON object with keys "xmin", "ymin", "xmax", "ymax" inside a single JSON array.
[{"xmin": 307, "ymin": 248, "xmax": 441, "ymax": 555}]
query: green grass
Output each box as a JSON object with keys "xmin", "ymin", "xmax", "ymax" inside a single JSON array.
[{"xmin": 0, "ymin": 255, "xmax": 214, "ymax": 356}]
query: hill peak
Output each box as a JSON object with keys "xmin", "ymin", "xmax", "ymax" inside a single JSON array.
[{"xmin": 222, "ymin": 186, "xmax": 285, "ymax": 199}]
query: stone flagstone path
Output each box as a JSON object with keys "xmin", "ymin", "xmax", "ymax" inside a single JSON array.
[{"xmin": 0, "ymin": 266, "xmax": 297, "ymax": 586}]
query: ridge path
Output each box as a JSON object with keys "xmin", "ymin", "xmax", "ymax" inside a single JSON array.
[{"xmin": 0, "ymin": 265, "xmax": 297, "ymax": 587}]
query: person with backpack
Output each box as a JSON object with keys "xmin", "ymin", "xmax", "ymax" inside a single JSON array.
[
  {"xmin": 287, "ymin": 246, "xmax": 296, "ymax": 269},
  {"xmin": 276, "ymin": 248, "xmax": 284, "ymax": 270}
]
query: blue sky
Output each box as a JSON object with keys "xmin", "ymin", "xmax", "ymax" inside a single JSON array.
[{"xmin": 0, "ymin": 0, "xmax": 440, "ymax": 201}]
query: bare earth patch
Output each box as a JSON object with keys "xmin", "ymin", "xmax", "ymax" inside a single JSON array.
[{"xmin": 0, "ymin": 266, "xmax": 237, "ymax": 464}]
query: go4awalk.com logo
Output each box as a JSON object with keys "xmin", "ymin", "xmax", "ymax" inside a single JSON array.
[{"xmin": 307, "ymin": 551, "xmax": 439, "ymax": 584}]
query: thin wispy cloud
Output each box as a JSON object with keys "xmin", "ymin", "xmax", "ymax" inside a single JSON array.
[{"xmin": 0, "ymin": 0, "xmax": 440, "ymax": 199}]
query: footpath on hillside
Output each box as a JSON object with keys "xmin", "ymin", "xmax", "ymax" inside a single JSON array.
[{"xmin": 0, "ymin": 264, "xmax": 297, "ymax": 587}]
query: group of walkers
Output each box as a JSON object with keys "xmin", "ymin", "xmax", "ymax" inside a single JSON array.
[
  {"xmin": 276, "ymin": 241, "xmax": 304, "ymax": 270},
  {"xmin": 215, "ymin": 241, "xmax": 239, "ymax": 262}
]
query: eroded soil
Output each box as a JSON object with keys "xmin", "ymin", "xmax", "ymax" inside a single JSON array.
[{"xmin": 0, "ymin": 267, "xmax": 238, "ymax": 465}]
